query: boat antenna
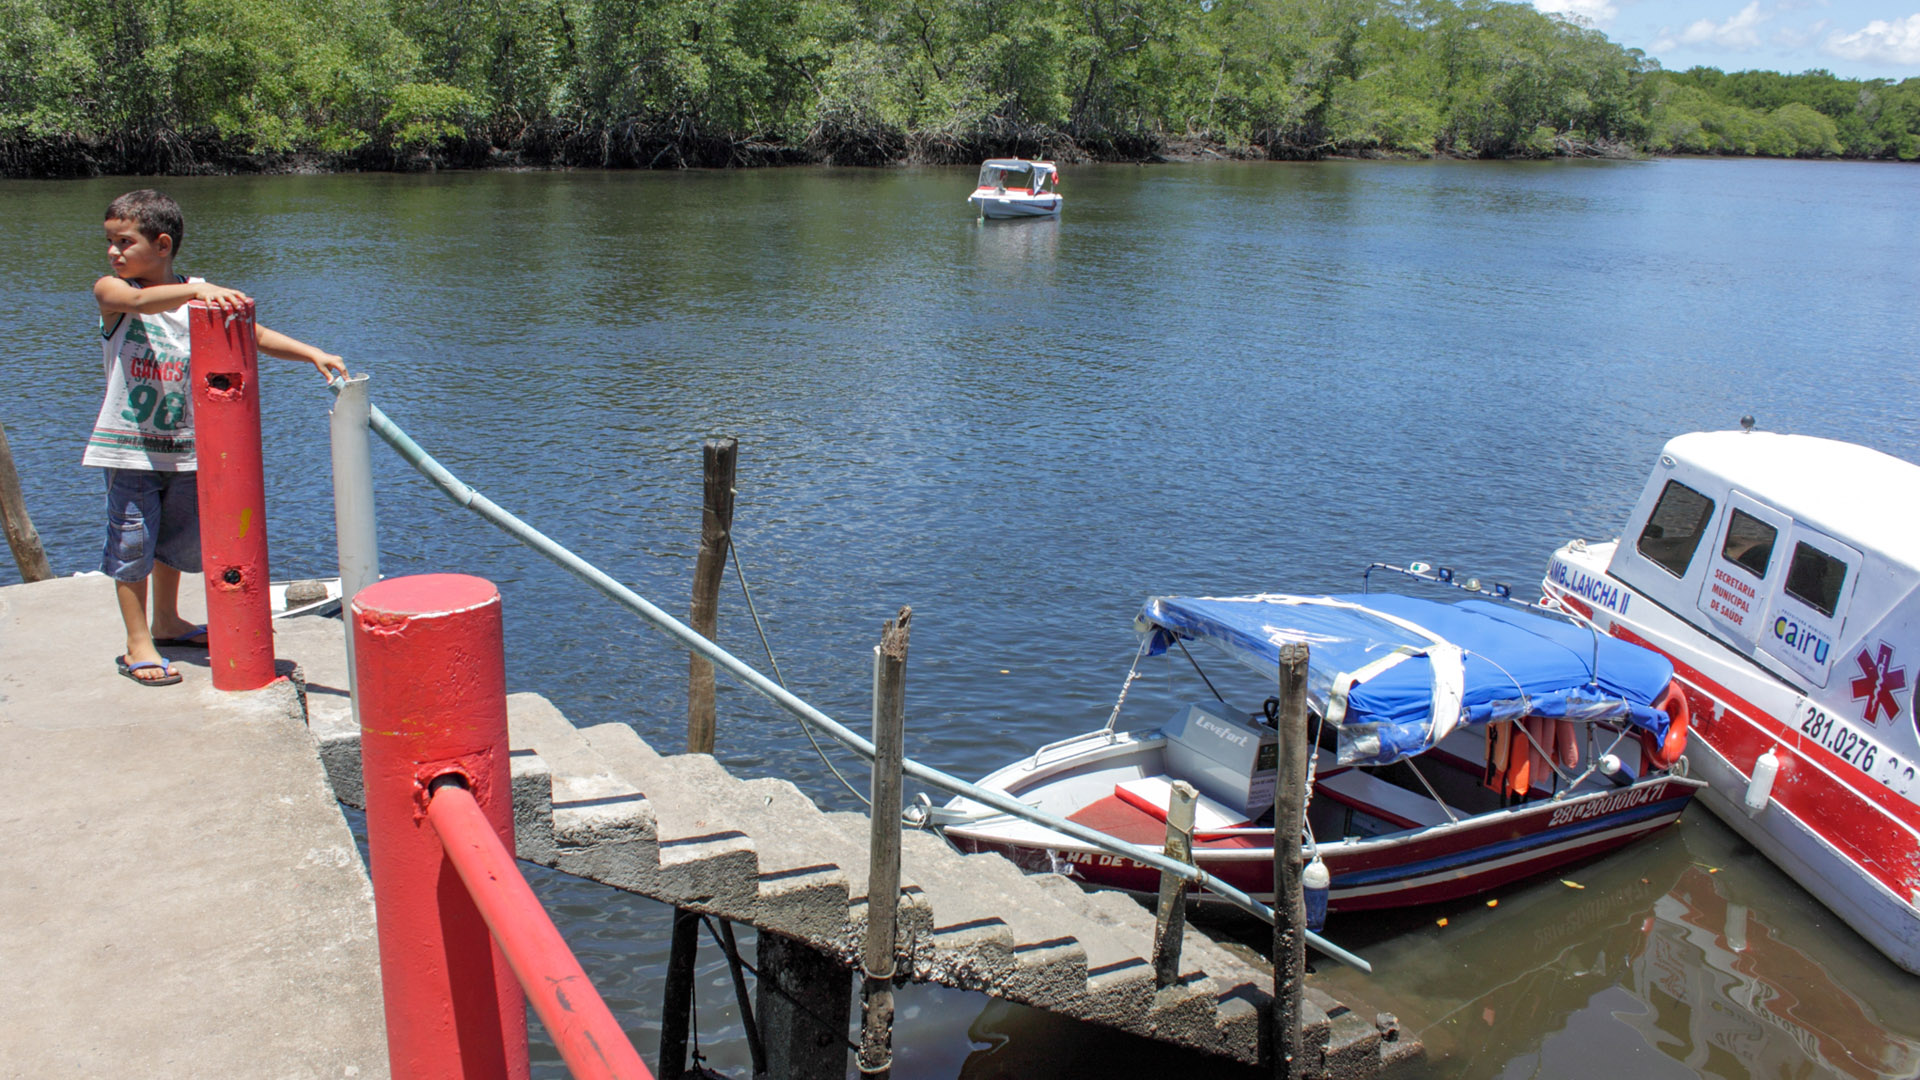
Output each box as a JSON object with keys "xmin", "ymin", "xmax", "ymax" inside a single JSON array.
[{"xmin": 1740, "ymin": 414, "xmax": 1756, "ymax": 432}]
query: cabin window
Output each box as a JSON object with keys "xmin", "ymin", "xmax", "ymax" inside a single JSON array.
[
  {"xmin": 1637, "ymin": 481, "xmax": 1715, "ymax": 578},
  {"xmin": 1784, "ymin": 541, "xmax": 1848, "ymax": 618},
  {"xmin": 1721, "ymin": 509, "xmax": 1778, "ymax": 577}
]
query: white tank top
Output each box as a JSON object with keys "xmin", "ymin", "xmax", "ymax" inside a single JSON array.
[{"xmin": 82, "ymin": 276, "xmax": 201, "ymax": 471}]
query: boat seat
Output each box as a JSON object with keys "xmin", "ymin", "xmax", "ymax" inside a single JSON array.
[
  {"xmin": 1113, "ymin": 776, "xmax": 1251, "ymax": 832},
  {"xmin": 1314, "ymin": 768, "xmax": 1452, "ymax": 830}
]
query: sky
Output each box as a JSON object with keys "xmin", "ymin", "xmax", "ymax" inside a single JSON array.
[{"xmin": 1528, "ymin": 1, "xmax": 1920, "ymax": 79}]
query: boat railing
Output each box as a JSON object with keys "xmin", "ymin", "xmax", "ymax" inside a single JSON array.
[
  {"xmin": 1027, "ymin": 726, "xmax": 1122, "ymax": 769},
  {"xmin": 323, "ymin": 374, "xmax": 1370, "ymax": 973}
]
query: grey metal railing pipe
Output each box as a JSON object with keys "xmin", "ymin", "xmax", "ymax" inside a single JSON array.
[
  {"xmin": 325, "ymin": 380, "xmax": 1368, "ymax": 972},
  {"xmin": 328, "ymin": 373, "xmax": 380, "ymax": 724}
]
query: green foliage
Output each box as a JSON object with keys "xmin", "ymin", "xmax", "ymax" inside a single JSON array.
[{"xmin": 3, "ymin": 0, "xmax": 1917, "ymax": 171}]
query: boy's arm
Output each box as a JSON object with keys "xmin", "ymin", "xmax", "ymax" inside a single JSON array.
[
  {"xmin": 94, "ymin": 275, "xmax": 250, "ymax": 316},
  {"xmin": 257, "ymin": 323, "xmax": 348, "ymax": 380}
]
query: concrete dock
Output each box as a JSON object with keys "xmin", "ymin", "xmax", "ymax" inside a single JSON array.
[
  {"xmin": 0, "ymin": 573, "xmax": 387, "ymax": 1078},
  {"xmin": 0, "ymin": 571, "xmax": 1420, "ymax": 1078}
]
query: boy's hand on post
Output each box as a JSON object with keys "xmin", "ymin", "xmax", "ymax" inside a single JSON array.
[
  {"xmin": 194, "ymin": 282, "xmax": 253, "ymax": 313},
  {"xmin": 311, "ymin": 353, "xmax": 348, "ymax": 380}
]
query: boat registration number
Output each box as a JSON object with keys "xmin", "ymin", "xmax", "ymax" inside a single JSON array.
[{"xmin": 1798, "ymin": 703, "xmax": 1917, "ymax": 798}]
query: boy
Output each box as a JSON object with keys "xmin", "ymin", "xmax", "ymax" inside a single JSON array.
[{"xmin": 89, "ymin": 189, "xmax": 347, "ymax": 685}]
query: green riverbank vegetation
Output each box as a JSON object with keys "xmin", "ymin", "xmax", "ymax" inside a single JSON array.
[{"xmin": 5, "ymin": 0, "xmax": 1918, "ymax": 175}]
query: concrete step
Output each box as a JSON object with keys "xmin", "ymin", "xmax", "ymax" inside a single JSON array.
[
  {"xmin": 277, "ymin": 647, "xmax": 1416, "ymax": 1076},
  {"xmin": 578, "ymin": 720, "xmax": 933, "ymax": 952}
]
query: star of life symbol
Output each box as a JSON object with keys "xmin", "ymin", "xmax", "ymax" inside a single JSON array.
[{"xmin": 1849, "ymin": 642, "xmax": 1906, "ymax": 726}]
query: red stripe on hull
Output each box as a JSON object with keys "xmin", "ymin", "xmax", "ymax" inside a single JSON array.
[
  {"xmin": 956, "ymin": 789, "xmax": 1692, "ymax": 912},
  {"xmin": 1607, "ymin": 623, "xmax": 1920, "ymax": 897}
]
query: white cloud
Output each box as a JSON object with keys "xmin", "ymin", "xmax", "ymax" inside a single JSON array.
[
  {"xmin": 1772, "ymin": 18, "xmax": 1831, "ymax": 48},
  {"xmin": 1535, "ymin": 0, "xmax": 1620, "ymax": 27},
  {"xmin": 1651, "ymin": 1, "xmax": 1772, "ymax": 52},
  {"xmin": 1823, "ymin": 14, "xmax": 1920, "ymax": 64}
]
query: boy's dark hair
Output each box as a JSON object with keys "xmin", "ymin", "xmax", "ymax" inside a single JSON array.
[{"xmin": 105, "ymin": 189, "xmax": 185, "ymax": 255}]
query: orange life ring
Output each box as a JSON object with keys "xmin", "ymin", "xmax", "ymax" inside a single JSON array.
[{"xmin": 1641, "ymin": 683, "xmax": 1690, "ymax": 770}]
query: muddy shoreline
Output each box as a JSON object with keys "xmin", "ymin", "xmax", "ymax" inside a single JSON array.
[{"xmin": 10, "ymin": 126, "xmax": 1905, "ymax": 180}]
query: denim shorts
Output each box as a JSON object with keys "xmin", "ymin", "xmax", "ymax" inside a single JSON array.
[{"xmin": 101, "ymin": 468, "xmax": 202, "ymax": 581}]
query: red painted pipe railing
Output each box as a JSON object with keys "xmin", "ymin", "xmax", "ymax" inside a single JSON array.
[
  {"xmin": 428, "ymin": 779, "xmax": 654, "ymax": 1079},
  {"xmin": 355, "ymin": 573, "xmax": 651, "ymax": 1080},
  {"xmin": 188, "ymin": 299, "xmax": 276, "ymax": 689}
]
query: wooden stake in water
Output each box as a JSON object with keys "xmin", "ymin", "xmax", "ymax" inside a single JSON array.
[
  {"xmin": 1152, "ymin": 780, "xmax": 1198, "ymax": 988},
  {"xmin": 687, "ymin": 436, "xmax": 738, "ymax": 755},
  {"xmin": 1274, "ymin": 643, "xmax": 1311, "ymax": 1080},
  {"xmin": 861, "ymin": 607, "xmax": 911, "ymax": 1077},
  {"xmin": 0, "ymin": 421, "xmax": 52, "ymax": 583},
  {"xmin": 657, "ymin": 908, "xmax": 700, "ymax": 1080}
]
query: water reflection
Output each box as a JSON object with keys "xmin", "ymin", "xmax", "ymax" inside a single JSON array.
[
  {"xmin": 1637, "ymin": 866, "xmax": 1920, "ymax": 1080},
  {"xmin": 966, "ymin": 216, "xmax": 1060, "ymax": 276},
  {"xmin": 1306, "ymin": 812, "xmax": 1920, "ymax": 1080}
]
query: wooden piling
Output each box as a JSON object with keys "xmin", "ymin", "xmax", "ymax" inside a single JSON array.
[
  {"xmin": 664, "ymin": 438, "xmax": 738, "ymax": 1079},
  {"xmin": 1273, "ymin": 643, "xmax": 1311, "ymax": 1080},
  {"xmin": 687, "ymin": 437, "xmax": 738, "ymax": 756},
  {"xmin": 757, "ymin": 930, "xmax": 851, "ymax": 1080},
  {"xmin": 657, "ymin": 908, "xmax": 701, "ymax": 1080},
  {"xmin": 1152, "ymin": 780, "xmax": 1198, "ymax": 988},
  {"xmin": 860, "ymin": 607, "xmax": 911, "ymax": 1077},
  {"xmin": 0, "ymin": 420, "xmax": 53, "ymax": 583}
]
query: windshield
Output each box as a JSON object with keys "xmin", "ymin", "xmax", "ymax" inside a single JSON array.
[{"xmin": 977, "ymin": 165, "xmax": 1034, "ymax": 190}]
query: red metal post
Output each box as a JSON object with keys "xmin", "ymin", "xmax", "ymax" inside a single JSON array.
[
  {"xmin": 355, "ymin": 573, "xmax": 528, "ymax": 1079},
  {"xmin": 188, "ymin": 299, "xmax": 276, "ymax": 689},
  {"xmin": 428, "ymin": 781, "xmax": 654, "ymax": 1080}
]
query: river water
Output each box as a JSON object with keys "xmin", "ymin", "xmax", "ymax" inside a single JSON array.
[{"xmin": 4, "ymin": 158, "xmax": 1917, "ymax": 1078}]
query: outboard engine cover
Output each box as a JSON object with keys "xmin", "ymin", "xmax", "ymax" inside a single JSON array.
[{"xmin": 1160, "ymin": 702, "xmax": 1279, "ymax": 821}]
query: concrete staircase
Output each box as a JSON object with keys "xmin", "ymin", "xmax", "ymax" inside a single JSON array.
[{"xmin": 281, "ymin": 618, "xmax": 1417, "ymax": 1077}]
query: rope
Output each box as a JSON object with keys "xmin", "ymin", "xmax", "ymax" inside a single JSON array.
[
  {"xmin": 1101, "ymin": 636, "xmax": 1152, "ymax": 732},
  {"xmin": 727, "ymin": 531, "xmax": 871, "ymax": 808}
]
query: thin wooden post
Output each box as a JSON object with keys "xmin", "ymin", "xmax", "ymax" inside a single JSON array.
[
  {"xmin": 1151, "ymin": 780, "xmax": 1198, "ymax": 988},
  {"xmin": 1273, "ymin": 643, "xmax": 1311, "ymax": 1080},
  {"xmin": 657, "ymin": 908, "xmax": 700, "ymax": 1080},
  {"xmin": 716, "ymin": 919, "xmax": 767, "ymax": 1075},
  {"xmin": 0, "ymin": 420, "xmax": 53, "ymax": 582},
  {"xmin": 860, "ymin": 607, "xmax": 910, "ymax": 1077},
  {"xmin": 687, "ymin": 437, "xmax": 738, "ymax": 756},
  {"xmin": 667, "ymin": 438, "xmax": 736, "ymax": 1079}
]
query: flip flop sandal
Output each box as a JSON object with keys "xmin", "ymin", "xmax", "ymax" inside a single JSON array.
[
  {"xmin": 153, "ymin": 624, "xmax": 209, "ymax": 648},
  {"xmin": 117, "ymin": 655, "xmax": 182, "ymax": 686}
]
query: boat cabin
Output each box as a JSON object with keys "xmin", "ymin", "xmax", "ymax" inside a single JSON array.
[
  {"xmin": 975, "ymin": 159, "xmax": 1057, "ymax": 196},
  {"xmin": 1605, "ymin": 431, "xmax": 1920, "ymax": 694}
]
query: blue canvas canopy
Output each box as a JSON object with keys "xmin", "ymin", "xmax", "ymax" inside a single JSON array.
[{"xmin": 1136, "ymin": 593, "xmax": 1676, "ymax": 766}]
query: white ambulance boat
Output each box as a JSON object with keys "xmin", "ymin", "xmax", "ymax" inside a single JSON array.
[{"xmin": 1542, "ymin": 426, "xmax": 1920, "ymax": 974}]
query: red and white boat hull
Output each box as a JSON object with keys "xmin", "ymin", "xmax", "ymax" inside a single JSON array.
[
  {"xmin": 941, "ymin": 730, "xmax": 1700, "ymax": 914},
  {"xmin": 1546, "ymin": 541, "xmax": 1920, "ymax": 974}
]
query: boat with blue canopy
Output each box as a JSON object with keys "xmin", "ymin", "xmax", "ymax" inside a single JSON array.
[{"xmin": 937, "ymin": 587, "xmax": 1703, "ymax": 919}]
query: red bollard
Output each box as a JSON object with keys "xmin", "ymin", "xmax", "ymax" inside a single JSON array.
[
  {"xmin": 354, "ymin": 574, "xmax": 528, "ymax": 1080},
  {"xmin": 189, "ymin": 299, "xmax": 276, "ymax": 690}
]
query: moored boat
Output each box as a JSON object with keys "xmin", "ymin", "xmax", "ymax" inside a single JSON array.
[
  {"xmin": 1542, "ymin": 427, "xmax": 1920, "ymax": 974},
  {"xmin": 935, "ymin": 591, "xmax": 1703, "ymax": 916},
  {"xmin": 967, "ymin": 159, "xmax": 1062, "ymax": 219}
]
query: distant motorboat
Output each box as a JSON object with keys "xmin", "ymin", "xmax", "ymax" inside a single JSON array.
[{"xmin": 968, "ymin": 159, "xmax": 1062, "ymax": 219}]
